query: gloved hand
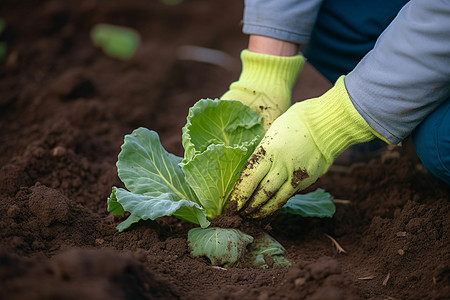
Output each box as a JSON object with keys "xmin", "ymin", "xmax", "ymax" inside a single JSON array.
[
  {"xmin": 229, "ymin": 76, "xmax": 384, "ymax": 218},
  {"xmin": 221, "ymin": 50, "xmax": 305, "ymax": 129}
]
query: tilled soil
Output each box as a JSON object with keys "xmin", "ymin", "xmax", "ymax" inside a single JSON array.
[{"xmin": 1, "ymin": 1, "xmax": 449, "ymax": 299}]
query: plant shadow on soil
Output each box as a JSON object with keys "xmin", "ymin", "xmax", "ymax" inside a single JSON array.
[{"xmin": 0, "ymin": 1, "xmax": 449, "ymax": 299}]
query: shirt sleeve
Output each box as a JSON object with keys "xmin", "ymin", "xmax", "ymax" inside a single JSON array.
[
  {"xmin": 242, "ymin": 0, "xmax": 323, "ymax": 45},
  {"xmin": 345, "ymin": 0, "xmax": 450, "ymax": 145}
]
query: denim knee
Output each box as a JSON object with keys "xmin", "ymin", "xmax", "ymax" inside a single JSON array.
[{"xmin": 412, "ymin": 100, "xmax": 450, "ymax": 185}]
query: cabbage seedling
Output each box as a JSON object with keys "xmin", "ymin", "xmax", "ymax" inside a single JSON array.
[{"xmin": 108, "ymin": 99, "xmax": 336, "ymax": 267}]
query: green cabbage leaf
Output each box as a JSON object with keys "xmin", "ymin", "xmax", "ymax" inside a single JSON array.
[
  {"xmin": 108, "ymin": 99, "xmax": 264, "ymax": 231},
  {"xmin": 279, "ymin": 188, "xmax": 336, "ymax": 217},
  {"xmin": 188, "ymin": 227, "xmax": 254, "ymax": 266}
]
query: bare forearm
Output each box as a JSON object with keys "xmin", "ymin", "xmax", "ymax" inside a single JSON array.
[{"xmin": 248, "ymin": 35, "xmax": 299, "ymax": 57}]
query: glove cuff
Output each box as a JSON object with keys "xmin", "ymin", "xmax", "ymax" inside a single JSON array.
[
  {"xmin": 238, "ymin": 49, "xmax": 305, "ymax": 93},
  {"xmin": 295, "ymin": 76, "xmax": 378, "ymax": 164}
]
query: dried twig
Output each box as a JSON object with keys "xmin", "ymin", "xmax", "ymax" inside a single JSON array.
[
  {"xmin": 333, "ymin": 198, "xmax": 351, "ymax": 205},
  {"xmin": 210, "ymin": 266, "xmax": 227, "ymax": 271},
  {"xmin": 324, "ymin": 233, "xmax": 347, "ymax": 253},
  {"xmin": 358, "ymin": 275, "xmax": 375, "ymax": 280},
  {"xmin": 382, "ymin": 272, "xmax": 391, "ymax": 286}
]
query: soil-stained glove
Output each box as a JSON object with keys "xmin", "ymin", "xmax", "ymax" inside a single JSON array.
[
  {"xmin": 221, "ymin": 50, "xmax": 305, "ymax": 130},
  {"xmin": 229, "ymin": 76, "xmax": 383, "ymax": 218}
]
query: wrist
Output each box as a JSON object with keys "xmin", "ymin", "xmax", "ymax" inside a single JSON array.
[
  {"xmin": 248, "ymin": 35, "xmax": 299, "ymax": 57},
  {"xmin": 293, "ymin": 76, "xmax": 377, "ymax": 163}
]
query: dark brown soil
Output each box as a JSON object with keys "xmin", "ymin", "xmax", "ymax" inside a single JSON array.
[{"xmin": 1, "ymin": 1, "xmax": 449, "ymax": 299}]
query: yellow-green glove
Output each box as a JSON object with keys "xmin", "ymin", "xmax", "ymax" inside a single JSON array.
[
  {"xmin": 221, "ymin": 50, "xmax": 305, "ymax": 129},
  {"xmin": 229, "ymin": 76, "xmax": 382, "ymax": 218}
]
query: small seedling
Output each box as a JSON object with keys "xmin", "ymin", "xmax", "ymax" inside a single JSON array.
[
  {"xmin": 90, "ymin": 23, "xmax": 140, "ymax": 60},
  {"xmin": 108, "ymin": 99, "xmax": 336, "ymax": 267}
]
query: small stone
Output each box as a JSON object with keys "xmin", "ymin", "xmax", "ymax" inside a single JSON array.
[
  {"xmin": 51, "ymin": 146, "xmax": 67, "ymax": 157},
  {"xmin": 7, "ymin": 205, "xmax": 21, "ymax": 218},
  {"xmin": 398, "ymin": 249, "xmax": 405, "ymax": 255},
  {"xmin": 295, "ymin": 277, "xmax": 306, "ymax": 286},
  {"xmin": 95, "ymin": 238, "xmax": 104, "ymax": 245}
]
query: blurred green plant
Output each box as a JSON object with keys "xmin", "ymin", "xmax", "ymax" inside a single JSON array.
[{"xmin": 90, "ymin": 24, "xmax": 140, "ymax": 60}]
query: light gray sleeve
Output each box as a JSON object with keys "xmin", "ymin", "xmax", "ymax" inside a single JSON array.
[
  {"xmin": 242, "ymin": 0, "xmax": 323, "ymax": 45},
  {"xmin": 345, "ymin": 0, "xmax": 450, "ymax": 144}
]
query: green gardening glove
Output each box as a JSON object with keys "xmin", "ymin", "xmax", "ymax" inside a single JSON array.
[
  {"xmin": 221, "ymin": 50, "xmax": 305, "ymax": 130},
  {"xmin": 228, "ymin": 76, "xmax": 383, "ymax": 218}
]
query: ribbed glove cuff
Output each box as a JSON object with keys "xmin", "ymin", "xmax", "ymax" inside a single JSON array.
[
  {"xmin": 295, "ymin": 76, "xmax": 376, "ymax": 164},
  {"xmin": 238, "ymin": 49, "xmax": 305, "ymax": 94}
]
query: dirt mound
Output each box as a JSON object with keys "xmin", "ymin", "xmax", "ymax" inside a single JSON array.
[
  {"xmin": 0, "ymin": 248, "xmax": 178, "ymax": 300},
  {"xmin": 1, "ymin": 0, "xmax": 449, "ymax": 299}
]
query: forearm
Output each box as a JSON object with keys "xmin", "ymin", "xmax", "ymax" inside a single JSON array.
[
  {"xmin": 345, "ymin": 0, "xmax": 450, "ymax": 144},
  {"xmin": 248, "ymin": 35, "xmax": 299, "ymax": 56}
]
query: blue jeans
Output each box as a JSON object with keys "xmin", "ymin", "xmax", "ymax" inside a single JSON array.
[
  {"xmin": 304, "ymin": 0, "xmax": 409, "ymax": 83},
  {"xmin": 412, "ymin": 100, "xmax": 450, "ymax": 185},
  {"xmin": 304, "ymin": 0, "xmax": 450, "ymax": 185}
]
